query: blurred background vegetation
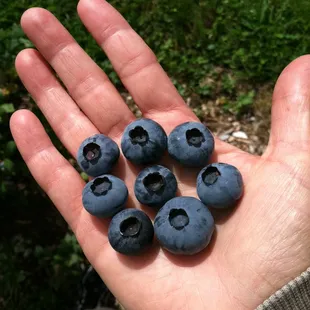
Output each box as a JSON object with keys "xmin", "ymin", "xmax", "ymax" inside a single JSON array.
[{"xmin": 1, "ymin": 0, "xmax": 310, "ymax": 309}]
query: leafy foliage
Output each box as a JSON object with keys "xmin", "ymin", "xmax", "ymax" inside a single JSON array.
[{"xmin": 0, "ymin": 233, "xmax": 84, "ymax": 310}]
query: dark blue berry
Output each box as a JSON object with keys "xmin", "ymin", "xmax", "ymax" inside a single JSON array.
[
  {"xmin": 77, "ymin": 134, "xmax": 119, "ymax": 177},
  {"xmin": 168, "ymin": 122, "xmax": 214, "ymax": 167},
  {"xmin": 197, "ymin": 163, "xmax": 243, "ymax": 209},
  {"xmin": 134, "ymin": 165, "xmax": 177, "ymax": 208},
  {"xmin": 82, "ymin": 175, "xmax": 128, "ymax": 218},
  {"xmin": 108, "ymin": 209, "xmax": 154, "ymax": 255},
  {"xmin": 121, "ymin": 119, "xmax": 167, "ymax": 165},
  {"xmin": 154, "ymin": 197, "xmax": 214, "ymax": 255}
]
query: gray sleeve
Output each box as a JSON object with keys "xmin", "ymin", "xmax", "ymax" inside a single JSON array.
[{"xmin": 256, "ymin": 268, "xmax": 310, "ymax": 310}]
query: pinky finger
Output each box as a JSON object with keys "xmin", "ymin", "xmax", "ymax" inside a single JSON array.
[{"xmin": 10, "ymin": 109, "xmax": 84, "ymax": 231}]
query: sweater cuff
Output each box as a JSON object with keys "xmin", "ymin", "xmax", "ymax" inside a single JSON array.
[{"xmin": 256, "ymin": 268, "xmax": 310, "ymax": 310}]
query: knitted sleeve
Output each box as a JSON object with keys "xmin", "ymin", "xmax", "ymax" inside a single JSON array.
[{"xmin": 256, "ymin": 268, "xmax": 310, "ymax": 310}]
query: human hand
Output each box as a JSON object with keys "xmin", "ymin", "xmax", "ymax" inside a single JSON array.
[{"xmin": 10, "ymin": 1, "xmax": 310, "ymax": 309}]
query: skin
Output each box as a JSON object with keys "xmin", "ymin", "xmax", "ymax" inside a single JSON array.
[{"xmin": 9, "ymin": 1, "xmax": 310, "ymax": 309}]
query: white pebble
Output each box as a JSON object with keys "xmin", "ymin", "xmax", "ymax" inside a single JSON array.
[{"xmin": 232, "ymin": 131, "xmax": 248, "ymax": 139}]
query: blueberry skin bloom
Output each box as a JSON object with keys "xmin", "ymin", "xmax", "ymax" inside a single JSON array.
[
  {"xmin": 77, "ymin": 134, "xmax": 120, "ymax": 177},
  {"xmin": 168, "ymin": 122, "xmax": 214, "ymax": 167},
  {"xmin": 154, "ymin": 197, "xmax": 215, "ymax": 255},
  {"xmin": 108, "ymin": 209, "xmax": 154, "ymax": 255},
  {"xmin": 121, "ymin": 119, "xmax": 167, "ymax": 165},
  {"xmin": 82, "ymin": 175, "xmax": 128, "ymax": 218},
  {"xmin": 134, "ymin": 165, "xmax": 177, "ymax": 208},
  {"xmin": 197, "ymin": 163, "xmax": 243, "ymax": 209}
]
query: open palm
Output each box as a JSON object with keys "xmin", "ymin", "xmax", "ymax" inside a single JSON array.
[{"xmin": 10, "ymin": 1, "xmax": 310, "ymax": 309}]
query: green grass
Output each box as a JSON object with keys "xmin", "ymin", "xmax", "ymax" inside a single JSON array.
[{"xmin": 2, "ymin": 0, "xmax": 310, "ymax": 91}]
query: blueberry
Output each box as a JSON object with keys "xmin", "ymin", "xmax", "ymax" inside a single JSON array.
[
  {"xmin": 82, "ymin": 175, "xmax": 128, "ymax": 218},
  {"xmin": 134, "ymin": 165, "xmax": 177, "ymax": 208},
  {"xmin": 154, "ymin": 197, "xmax": 214, "ymax": 255},
  {"xmin": 108, "ymin": 209, "xmax": 154, "ymax": 255},
  {"xmin": 197, "ymin": 163, "xmax": 243, "ymax": 209},
  {"xmin": 168, "ymin": 122, "xmax": 214, "ymax": 167},
  {"xmin": 77, "ymin": 134, "xmax": 120, "ymax": 177},
  {"xmin": 121, "ymin": 119, "xmax": 167, "ymax": 165}
]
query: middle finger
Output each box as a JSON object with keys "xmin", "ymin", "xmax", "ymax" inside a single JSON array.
[{"xmin": 21, "ymin": 8, "xmax": 135, "ymax": 137}]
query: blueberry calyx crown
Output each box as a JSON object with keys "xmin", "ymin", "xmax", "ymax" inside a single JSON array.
[
  {"xmin": 143, "ymin": 172, "xmax": 165, "ymax": 192},
  {"xmin": 120, "ymin": 217, "xmax": 142, "ymax": 237},
  {"xmin": 83, "ymin": 142, "xmax": 101, "ymax": 161},
  {"xmin": 202, "ymin": 166, "xmax": 221, "ymax": 185},
  {"xmin": 169, "ymin": 208, "xmax": 189, "ymax": 230},
  {"xmin": 91, "ymin": 177, "xmax": 112, "ymax": 196},
  {"xmin": 129, "ymin": 126, "xmax": 149, "ymax": 145},
  {"xmin": 186, "ymin": 128, "xmax": 205, "ymax": 147}
]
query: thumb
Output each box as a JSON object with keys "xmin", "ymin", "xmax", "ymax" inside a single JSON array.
[{"xmin": 264, "ymin": 55, "xmax": 310, "ymax": 159}]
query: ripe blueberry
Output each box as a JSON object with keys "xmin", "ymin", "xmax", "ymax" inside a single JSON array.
[
  {"xmin": 168, "ymin": 122, "xmax": 214, "ymax": 167},
  {"xmin": 121, "ymin": 119, "xmax": 167, "ymax": 165},
  {"xmin": 154, "ymin": 197, "xmax": 215, "ymax": 255},
  {"xmin": 77, "ymin": 134, "xmax": 119, "ymax": 177},
  {"xmin": 82, "ymin": 175, "xmax": 128, "ymax": 218},
  {"xmin": 134, "ymin": 165, "xmax": 177, "ymax": 208},
  {"xmin": 197, "ymin": 163, "xmax": 243, "ymax": 208},
  {"xmin": 108, "ymin": 209, "xmax": 154, "ymax": 255}
]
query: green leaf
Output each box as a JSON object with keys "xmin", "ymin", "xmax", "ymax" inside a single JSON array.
[
  {"xmin": 3, "ymin": 158, "xmax": 14, "ymax": 172},
  {"xmin": 0, "ymin": 103, "xmax": 15, "ymax": 114},
  {"xmin": 0, "ymin": 182, "xmax": 7, "ymax": 194},
  {"xmin": 5, "ymin": 141, "xmax": 16, "ymax": 156},
  {"xmin": 68, "ymin": 253, "xmax": 80, "ymax": 267},
  {"xmin": 17, "ymin": 271, "xmax": 26, "ymax": 283},
  {"xmin": 80, "ymin": 172, "xmax": 89, "ymax": 182}
]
